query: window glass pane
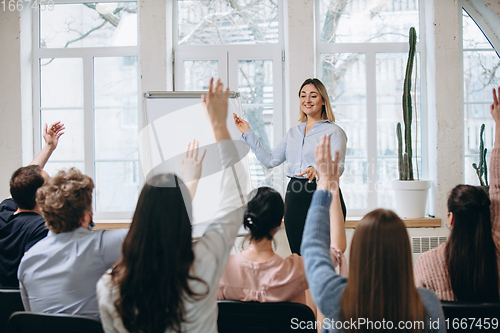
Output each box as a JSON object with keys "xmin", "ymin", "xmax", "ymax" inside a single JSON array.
[
  {"xmin": 318, "ymin": 0, "xmax": 419, "ymax": 43},
  {"xmin": 376, "ymin": 52, "xmax": 422, "ymax": 206},
  {"xmin": 462, "ymin": 8, "xmax": 499, "ymax": 185},
  {"xmin": 463, "ymin": 51, "xmax": 500, "ymax": 103},
  {"xmin": 40, "ymin": 109, "xmax": 85, "ymax": 161},
  {"xmin": 94, "ymin": 108, "xmax": 138, "ymax": 160},
  {"xmin": 95, "ymin": 161, "xmax": 139, "ymax": 211},
  {"xmin": 464, "ymin": 107, "xmax": 495, "ymax": 185},
  {"xmin": 177, "ymin": 0, "xmax": 279, "ymax": 45},
  {"xmin": 94, "ymin": 56, "xmax": 138, "ymax": 107},
  {"xmin": 44, "ymin": 162, "xmax": 85, "ymax": 177},
  {"xmin": 321, "ymin": 53, "xmax": 367, "ymax": 209},
  {"xmin": 183, "ymin": 60, "xmax": 219, "ymax": 90},
  {"xmin": 238, "ymin": 60, "xmax": 274, "ymax": 188},
  {"xmin": 463, "ymin": 10, "xmax": 493, "ymax": 49},
  {"xmin": 40, "ymin": 58, "xmax": 83, "ymax": 108},
  {"xmin": 40, "ymin": 2, "xmax": 137, "ymax": 48}
]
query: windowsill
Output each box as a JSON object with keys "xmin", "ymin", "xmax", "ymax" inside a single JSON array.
[
  {"xmin": 345, "ymin": 217, "xmax": 442, "ymax": 229},
  {"xmin": 95, "ymin": 217, "xmax": 443, "ymax": 230}
]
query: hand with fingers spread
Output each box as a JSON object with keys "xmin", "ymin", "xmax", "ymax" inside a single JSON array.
[
  {"xmin": 233, "ymin": 113, "xmax": 250, "ymax": 134},
  {"xmin": 315, "ymin": 135, "xmax": 340, "ymax": 192},
  {"xmin": 181, "ymin": 139, "xmax": 206, "ymax": 199},
  {"xmin": 298, "ymin": 166, "xmax": 318, "ymax": 183},
  {"xmin": 43, "ymin": 121, "xmax": 65, "ymax": 151},
  {"xmin": 202, "ymin": 78, "xmax": 231, "ymax": 141}
]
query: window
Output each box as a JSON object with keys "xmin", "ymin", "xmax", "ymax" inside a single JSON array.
[
  {"xmin": 317, "ymin": 0, "xmax": 425, "ymax": 216},
  {"xmin": 173, "ymin": 0, "xmax": 284, "ymax": 191},
  {"xmin": 462, "ymin": 8, "xmax": 500, "ymax": 185},
  {"xmin": 34, "ymin": 1, "xmax": 140, "ymax": 219}
]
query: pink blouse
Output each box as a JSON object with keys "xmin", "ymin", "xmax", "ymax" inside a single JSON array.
[{"xmin": 217, "ymin": 245, "xmax": 347, "ymax": 305}]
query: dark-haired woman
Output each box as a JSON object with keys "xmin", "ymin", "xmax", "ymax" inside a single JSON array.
[
  {"xmin": 414, "ymin": 87, "xmax": 500, "ymax": 302},
  {"xmin": 302, "ymin": 136, "xmax": 445, "ymax": 333},
  {"xmin": 233, "ymin": 78, "xmax": 347, "ymax": 255},
  {"xmin": 217, "ymin": 183, "xmax": 347, "ymax": 308},
  {"xmin": 96, "ymin": 79, "xmax": 248, "ymax": 333}
]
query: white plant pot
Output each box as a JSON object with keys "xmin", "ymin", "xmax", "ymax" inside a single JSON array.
[{"xmin": 391, "ymin": 180, "xmax": 431, "ymax": 219}]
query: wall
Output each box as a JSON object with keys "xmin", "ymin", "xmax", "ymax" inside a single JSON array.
[{"xmin": 0, "ymin": 9, "xmax": 26, "ymax": 199}]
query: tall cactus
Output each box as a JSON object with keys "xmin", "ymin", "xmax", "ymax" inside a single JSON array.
[
  {"xmin": 472, "ymin": 123, "xmax": 489, "ymax": 186},
  {"xmin": 397, "ymin": 27, "xmax": 417, "ymax": 181}
]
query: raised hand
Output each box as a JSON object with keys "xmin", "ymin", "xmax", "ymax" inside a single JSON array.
[
  {"xmin": 298, "ymin": 166, "xmax": 318, "ymax": 184},
  {"xmin": 181, "ymin": 139, "xmax": 206, "ymax": 199},
  {"xmin": 43, "ymin": 121, "xmax": 65, "ymax": 151},
  {"xmin": 491, "ymin": 87, "xmax": 500, "ymax": 126},
  {"xmin": 181, "ymin": 139, "xmax": 206, "ymax": 182},
  {"xmin": 315, "ymin": 135, "xmax": 340, "ymax": 192},
  {"xmin": 202, "ymin": 78, "xmax": 230, "ymax": 142},
  {"xmin": 233, "ymin": 113, "xmax": 250, "ymax": 134}
]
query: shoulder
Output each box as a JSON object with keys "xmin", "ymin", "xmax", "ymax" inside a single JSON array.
[
  {"xmin": 325, "ymin": 121, "xmax": 347, "ymax": 138},
  {"xmin": 0, "ymin": 198, "xmax": 17, "ymax": 212},
  {"xmin": 97, "ymin": 272, "xmax": 115, "ymax": 298},
  {"xmin": 417, "ymin": 288, "xmax": 442, "ymax": 316},
  {"xmin": 415, "ymin": 243, "xmax": 446, "ymax": 270}
]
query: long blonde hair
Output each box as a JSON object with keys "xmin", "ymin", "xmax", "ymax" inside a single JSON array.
[
  {"xmin": 341, "ymin": 209, "xmax": 426, "ymax": 333},
  {"xmin": 297, "ymin": 78, "xmax": 335, "ymax": 123}
]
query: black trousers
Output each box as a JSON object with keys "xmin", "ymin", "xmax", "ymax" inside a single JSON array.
[{"xmin": 284, "ymin": 178, "xmax": 346, "ymax": 255}]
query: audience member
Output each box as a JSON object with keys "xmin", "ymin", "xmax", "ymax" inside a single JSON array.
[
  {"xmin": 414, "ymin": 87, "xmax": 500, "ymax": 302},
  {"xmin": 18, "ymin": 167, "xmax": 128, "ymax": 317},
  {"xmin": 96, "ymin": 78, "xmax": 248, "ymax": 333},
  {"xmin": 217, "ymin": 185, "xmax": 346, "ymax": 310},
  {"xmin": 302, "ymin": 136, "xmax": 445, "ymax": 333},
  {"xmin": 0, "ymin": 122, "xmax": 64, "ymax": 288}
]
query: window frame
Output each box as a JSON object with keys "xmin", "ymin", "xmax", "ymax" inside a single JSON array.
[
  {"xmin": 32, "ymin": 0, "xmax": 142, "ymax": 220},
  {"xmin": 315, "ymin": 0, "xmax": 428, "ymax": 216},
  {"xmin": 171, "ymin": 0, "xmax": 286, "ymax": 194}
]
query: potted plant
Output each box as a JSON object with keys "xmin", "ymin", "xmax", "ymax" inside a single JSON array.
[
  {"xmin": 472, "ymin": 123, "xmax": 489, "ymax": 194},
  {"xmin": 392, "ymin": 27, "xmax": 431, "ymax": 219}
]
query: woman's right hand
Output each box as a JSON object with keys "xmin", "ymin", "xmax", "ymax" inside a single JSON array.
[{"xmin": 233, "ymin": 113, "xmax": 250, "ymax": 134}]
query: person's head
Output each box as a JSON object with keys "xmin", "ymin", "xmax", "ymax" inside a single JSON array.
[
  {"xmin": 342, "ymin": 209, "xmax": 426, "ymax": 329},
  {"xmin": 297, "ymin": 78, "xmax": 335, "ymax": 123},
  {"xmin": 36, "ymin": 168, "xmax": 94, "ymax": 234},
  {"xmin": 9, "ymin": 165, "xmax": 47, "ymax": 210},
  {"xmin": 445, "ymin": 184, "xmax": 499, "ymax": 302},
  {"xmin": 243, "ymin": 187, "xmax": 284, "ymax": 244},
  {"xmin": 111, "ymin": 174, "xmax": 206, "ymax": 333}
]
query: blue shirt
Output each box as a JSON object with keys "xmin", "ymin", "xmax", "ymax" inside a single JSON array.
[
  {"xmin": 241, "ymin": 120, "xmax": 347, "ymax": 178},
  {"xmin": 18, "ymin": 227, "xmax": 128, "ymax": 317}
]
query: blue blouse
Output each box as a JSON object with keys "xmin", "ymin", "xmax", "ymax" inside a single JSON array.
[{"xmin": 241, "ymin": 120, "xmax": 347, "ymax": 178}]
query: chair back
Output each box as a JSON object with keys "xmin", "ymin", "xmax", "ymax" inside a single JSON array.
[
  {"xmin": 441, "ymin": 301, "xmax": 500, "ymax": 332},
  {"xmin": 217, "ymin": 300, "xmax": 317, "ymax": 333},
  {"xmin": 7, "ymin": 311, "xmax": 104, "ymax": 333},
  {"xmin": 0, "ymin": 289, "xmax": 24, "ymax": 332}
]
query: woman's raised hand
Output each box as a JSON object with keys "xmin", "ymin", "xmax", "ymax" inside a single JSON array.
[
  {"xmin": 202, "ymin": 78, "xmax": 231, "ymax": 141},
  {"xmin": 315, "ymin": 135, "xmax": 340, "ymax": 192},
  {"xmin": 233, "ymin": 113, "xmax": 250, "ymax": 134},
  {"xmin": 491, "ymin": 87, "xmax": 500, "ymax": 126}
]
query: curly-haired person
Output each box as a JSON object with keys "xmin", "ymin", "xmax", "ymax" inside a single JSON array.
[{"xmin": 18, "ymin": 168, "xmax": 128, "ymax": 318}]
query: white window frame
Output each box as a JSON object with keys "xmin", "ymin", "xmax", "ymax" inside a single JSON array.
[
  {"xmin": 32, "ymin": 0, "xmax": 142, "ymax": 220},
  {"xmin": 171, "ymin": 0, "xmax": 286, "ymax": 194},
  {"xmin": 315, "ymin": 0, "xmax": 428, "ymax": 216},
  {"xmin": 460, "ymin": 0, "xmax": 499, "ymax": 185}
]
